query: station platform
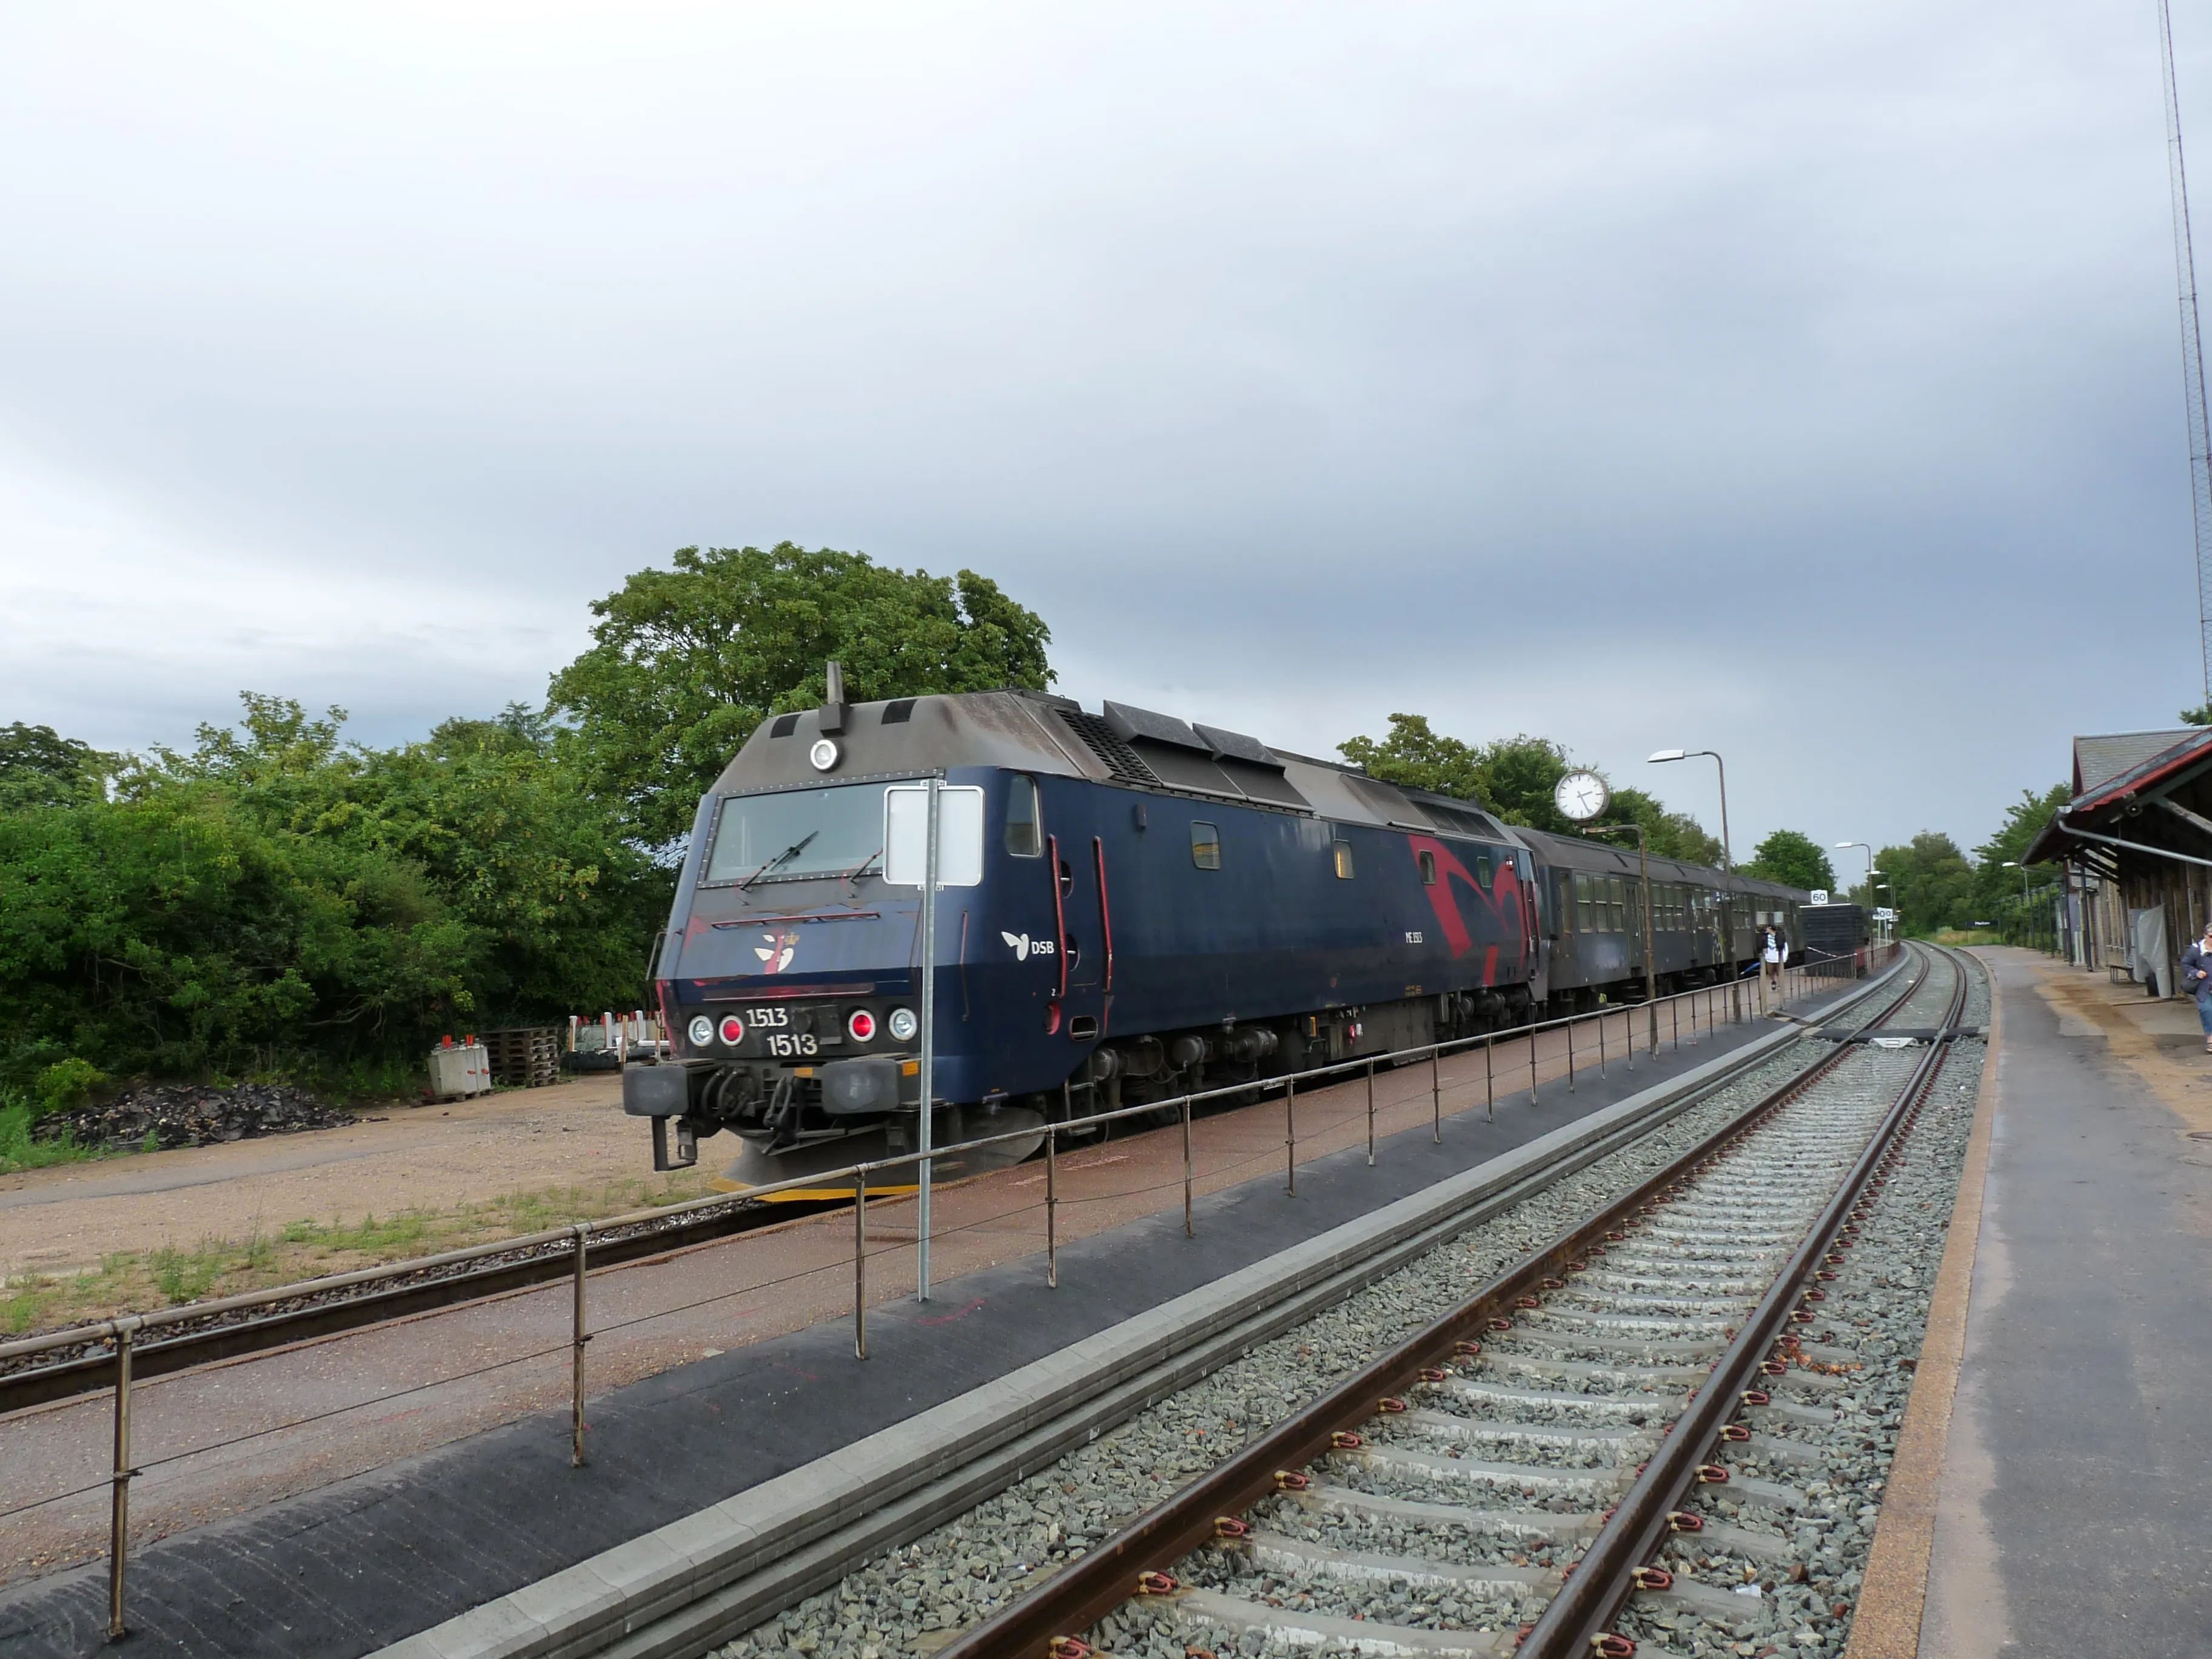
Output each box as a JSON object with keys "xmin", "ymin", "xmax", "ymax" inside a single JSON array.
[
  {"xmin": 0, "ymin": 983, "xmax": 1854, "ymax": 1659},
  {"xmin": 1852, "ymin": 947, "xmax": 2212, "ymax": 1656}
]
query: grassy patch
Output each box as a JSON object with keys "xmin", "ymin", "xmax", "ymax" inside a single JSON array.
[
  {"xmin": 2, "ymin": 1169, "xmax": 723, "ymax": 1336},
  {"xmin": 0, "ymin": 1102, "xmax": 106, "ymax": 1175}
]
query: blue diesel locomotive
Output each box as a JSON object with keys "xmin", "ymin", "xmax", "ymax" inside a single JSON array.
[{"xmin": 622, "ymin": 677, "xmax": 1803, "ymax": 1191}]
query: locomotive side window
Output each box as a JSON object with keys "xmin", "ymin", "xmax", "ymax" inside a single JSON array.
[
  {"xmin": 1475, "ymin": 849, "xmax": 1494, "ymax": 891},
  {"xmin": 1005, "ymin": 774, "xmax": 1042, "ymax": 857},
  {"xmin": 1333, "ymin": 840, "xmax": 1355, "ymax": 879},
  {"xmin": 1191, "ymin": 821, "xmax": 1222, "ymax": 870},
  {"xmin": 1418, "ymin": 850, "xmax": 1437, "ymax": 885}
]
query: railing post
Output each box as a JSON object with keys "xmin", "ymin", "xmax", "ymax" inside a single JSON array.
[
  {"xmin": 1672, "ymin": 994, "xmax": 1680, "ymax": 1051},
  {"xmin": 1598, "ymin": 1011, "xmax": 1607, "ymax": 1077},
  {"xmin": 1045, "ymin": 1126, "xmax": 1059, "ymax": 1289},
  {"xmin": 1566, "ymin": 1019, "xmax": 1575, "ymax": 1091},
  {"xmin": 1182, "ymin": 1099, "xmax": 1195, "ymax": 1236},
  {"xmin": 1484, "ymin": 1037, "xmax": 1494, "ymax": 1121},
  {"xmin": 570, "ymin": 1223, "xmax": 590, "ymax": 1466},
  {"xmin": 1430, "ymin": 1047, "xmax": 1441, "ymax": 1142},
  {"xmin": 854, "ymin": 1170, "xmax": 869, "ymax": 1356},
  {"xmin": 1285, "ymin": 1077, "xmax": 1298, "ymax": 1194},
  {"xmin": 1366, "ymin": 1061, "xmax": 1376, "ymax": 1165},
  {"xmin": 1649, "ymin": 993, "xmax": 1658, "ymax": 1056},
  {"xmin": 1529, "ymin": 1019, "xmax": 1540, "ymax": 1105},
  {"xmin": 107, "ymin": 1315, "xmax": 140, "ymax": 1641}
]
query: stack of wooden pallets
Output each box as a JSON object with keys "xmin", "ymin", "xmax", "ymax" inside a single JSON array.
[{"xmin": 481, "ymin": 1027, "xmax": 561, "ymax": 1088}]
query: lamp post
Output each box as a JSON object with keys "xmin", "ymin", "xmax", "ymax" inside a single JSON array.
[
  {"xmin": 1874, "ymin": 877, "xmax": 1894, "ymax": 943},
  {"xmin": 1649, "ymin": 748, "xmax": 1738, "ymax": 1018},
  {"xmin": 1582, "ymin": 822, "xmax": 1659, "ymax": 1049},
  {"xmin": 1835, "ymin": 841, "xmax": 1876, "ymax": 908},
  {"xmin": 2003, "ymin": 860, "xmax": 2030, "ymax": 947}
]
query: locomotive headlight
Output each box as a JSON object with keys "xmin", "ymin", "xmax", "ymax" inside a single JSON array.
[
  {"xmin": 718, "ymin": 1014, "xmax": 746, "ymax": 1045},
  {"xmin": 687, "ymin": 1015, "xmax": 715, "ymax": 1048},
  {"xmin": 887, "ymin": 1007, "xmax": 919, "ymax": 1042},
  {"xmin": 848, "ymin": 1008, "xmax": 877, "ymax": 1043},
  {"xmin": 809, "ymin": 737, "xmax": 840, "ymax": 772}
]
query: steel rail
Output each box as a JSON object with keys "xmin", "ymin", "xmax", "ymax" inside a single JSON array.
[
  {"xmin": 928, "ymin": 945, "xmax": 1943, "ymax": 1659},
  {"xmin": 0, "ymin": 948, "xmax": 1893, "ymax": 1418},
  {"xmin": 1518, "ymin": 943, "xmax": 1969, "ymax": 1659}
]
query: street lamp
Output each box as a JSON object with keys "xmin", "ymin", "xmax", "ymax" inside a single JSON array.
[
  {"xmin": 1834, "ymin": 841, "xmax": 1875, "ymax": 908},
  {"xmin": 1649, "ymin": 748, "xmax": 1738, "ymax": 1018},
  {"xmin": 2003, "ymin": 860, "xmax": 2031, "ymax": 947}
]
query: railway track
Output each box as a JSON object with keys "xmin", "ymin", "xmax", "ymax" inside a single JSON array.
[{"xmin": 736, "ymin": 943, "xmax": 1974, "ymax": 1659}]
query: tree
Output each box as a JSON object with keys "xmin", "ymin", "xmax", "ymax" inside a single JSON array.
[
  {"xmin": 1855, "ymin": 831, "xmax": 1976, "ymax": 934},
  {"xmin": 2182, "ymin": 702, "xmax": 2212, "ymax": 726},
  {"xmin": 548, "ymin": 543, "xmax": 1054, "ymax": 847},
  {"xmin": 1337, "ymin": 716, "xmax": 1723, "ymax": 863},
  {"xmin": 1, "ymin": 695, "xmax": 666, "ymax": 1093},
  {"xmin": 0, "ymin": 722, "xmax": 114, "ymax": 811},
  {"xmin": 1743, "ymin": 829, "xmax": 1835, "ymax": 893},
  {"xmin": 1969, "ymin": 783, "xmax": 2069, "ymax": 917},
  {"xmin": 1336, "ymin": 714, "xmax": 1487, "ymax": 800}
]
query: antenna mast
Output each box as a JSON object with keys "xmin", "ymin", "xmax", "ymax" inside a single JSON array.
[{"xmin": 2159, "ymin": 0, "xmax": 2212, "ymax": 703}]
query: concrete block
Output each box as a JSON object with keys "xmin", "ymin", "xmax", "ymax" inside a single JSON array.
[
  {"xmin": 507, "ymin": 1565, "xmax": 626, "ymax": 1645},
  {"xmin": 415, "ymin": 1596, "xmax": 551, "ymax": 1659}
]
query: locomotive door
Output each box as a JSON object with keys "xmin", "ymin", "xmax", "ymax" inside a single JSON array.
[{"xmin": 1047, "ymin": 832, "xmax": 1112, "ymax": 1044}]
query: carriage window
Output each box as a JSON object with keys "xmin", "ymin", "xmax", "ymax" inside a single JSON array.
[
  {"xmin": 1418, "ymin": 850, "xmax": 1438, "ymax": 885},
  {"xmin": 1191, "ymin": 821, "xmax": 1221, "ymax": 870},
  {"xmin": 1607, "ymin": 874, "xmax": 1625, "ymax": 933},
  {"xmin": 1574, "ymin": 871, "xmax": 1593, "ymax": 932},
  {"xmin": 1005, "ymin": 774, "xmax": 1042, "ymax": 857},
  {"xmin": 1333, "ymin": 840, "xmax": 1355, "ymax": 879}
]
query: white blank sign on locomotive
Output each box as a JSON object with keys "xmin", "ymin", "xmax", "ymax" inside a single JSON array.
[{"xmin": 882, "ymin": 785, "xmax": 985, "ymax": 888}]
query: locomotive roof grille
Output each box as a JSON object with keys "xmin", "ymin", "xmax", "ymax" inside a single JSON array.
[{"xmin": 1056, "ymin": 708, "xmax": 1163, "ymax": 786}]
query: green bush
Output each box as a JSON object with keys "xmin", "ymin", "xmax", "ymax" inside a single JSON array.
[
  {"xmin": 0, "ymin": 696, "xmax": 670, "ymax": 1094},
  {"xmin": 32, "ymin": 1058, "xmax": 104, "ymax": 1118}
]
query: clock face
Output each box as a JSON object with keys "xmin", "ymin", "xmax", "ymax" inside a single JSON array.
[{"xmin": 1554, "ymin": 769, "xmax": 1610, "ymax": 822}]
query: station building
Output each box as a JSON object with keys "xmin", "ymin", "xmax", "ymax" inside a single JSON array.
[{"xmin": 2025, "ymin": 725, "xmax": 2212, "ymax": 995}]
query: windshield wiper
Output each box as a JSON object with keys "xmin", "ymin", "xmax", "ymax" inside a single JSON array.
[{"xmin": 739, "ymin": 831, "xmax": 819, "ymax": 891}]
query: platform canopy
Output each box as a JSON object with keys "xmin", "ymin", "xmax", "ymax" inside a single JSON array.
[{"xmin": 2026, "ymin": 726, "xmax": 2212, "ymax": 991}]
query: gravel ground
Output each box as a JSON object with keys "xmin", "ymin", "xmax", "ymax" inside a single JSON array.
[
  {"xmin": 705, "ymin": 1026, "xmax": 1863, "ymax": 1659},
  {"xmin": 31, "ymin": 1083, "xmax": 355, "ymax": 1150}
]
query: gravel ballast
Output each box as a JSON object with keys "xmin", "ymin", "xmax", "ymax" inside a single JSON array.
[{"xmin": 704, "ymin": 1028, "xmax": 1867, "ymax": 1659}]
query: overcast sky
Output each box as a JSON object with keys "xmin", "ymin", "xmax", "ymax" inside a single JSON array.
[{"xmin": 0, "ymin": 1, "xmax": 2198, "ymax": 864}]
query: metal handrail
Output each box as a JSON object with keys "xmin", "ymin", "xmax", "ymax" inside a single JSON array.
[{"xmin": 0, "ymin": 941, "xmax": 1889, "ymax": 1367}]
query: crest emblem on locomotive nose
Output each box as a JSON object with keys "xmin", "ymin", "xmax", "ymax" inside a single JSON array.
[
  {"xmin": 755, "ymin": 930, "xmax": 798, "ymax": 973},
  {"xmin": 1000, "ymin": 931, "xmax": 1031, "ymax": 962}
]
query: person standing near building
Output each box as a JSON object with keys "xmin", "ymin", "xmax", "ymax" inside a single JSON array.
[{"xmin": 2184, "ymin": 921, "xmax": 2212, "ymax": 1054}]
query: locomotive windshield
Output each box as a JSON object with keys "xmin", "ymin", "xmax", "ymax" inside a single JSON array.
[{"xmin": 703, "ymin": 783, "xmax": 893, "ymax": 886}]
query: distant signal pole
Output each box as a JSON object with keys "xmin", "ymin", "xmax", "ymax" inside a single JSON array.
[{"xmin": 2160, "ymin": 0, "xmax": 2212, "ymax": 704}]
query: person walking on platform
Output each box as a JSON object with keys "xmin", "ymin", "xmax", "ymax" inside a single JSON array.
[
  {"xmin": 1760, "ymin": 925, "xmax": 1785, "ymax": 994},
  {"xmin": 2186, "ymin": 921, "xmax": 2212, "ymax": 1054}
]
